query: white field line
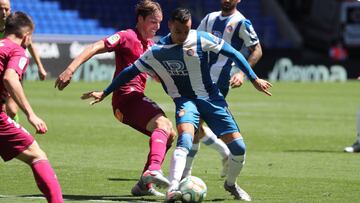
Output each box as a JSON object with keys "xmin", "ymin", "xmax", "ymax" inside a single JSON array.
[{"xmin": 0, "ymin": 194, "xmax": 158, "ymax": 203}]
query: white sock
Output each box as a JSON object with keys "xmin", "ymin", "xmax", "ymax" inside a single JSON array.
[
  {"xmin": 201, "ymin": 126, "xmax": 230, "ymax": 159},
  {"xmin": 226, "ymin": 153, "xmax": 245, "ymax": 186},
  {"xmin": 183, "ymin": 143, "xmax": 200, "ymax": 177},
  {"xmin": 357, "ymin": 110, "xmax": 360, "ymax": 143},
  {"xmin": 169, "ymin": 147, "xmax": 188, "ymax": 188}
]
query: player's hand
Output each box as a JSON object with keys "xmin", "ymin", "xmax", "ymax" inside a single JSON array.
[
  {"xmin": 81, "ymin": 91, "xmax": 105, "ymax": 105},
  {"xmin": 38, "ymin": 68, "xmax": 47, "ymax": 81},
  {"xmin": 55, "ymin": 69, "xmax": 73, "ymax": 90},
  {"xmin": 27, "ymin": 114, "xmax": 48, "ymax": 134},
  {"xmin": 251, "ymin": 78, "xmax": 272, "ymax": 96},
  {"xmin": 229, "ymin": 72, "xmax": 245, "ymax": 88}
]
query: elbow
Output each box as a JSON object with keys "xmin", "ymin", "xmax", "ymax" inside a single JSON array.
[
  {"xmin": 255, "ymin": 44, "xmax": 263, "ymax": 59},
  {"xmin": 3, "ymin": 75, "xmax": 11, "ymax": 86}
]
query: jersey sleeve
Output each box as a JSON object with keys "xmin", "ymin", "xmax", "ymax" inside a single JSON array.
[
  {"xmin": 199, "ymin": 31, "xmax": 225, "ymax": 54},
  {"xmin": 6, "ymin": 50, "xmax": 29, "ymax": 79},
  {"xmin": 239, "ymin": 19, "xmax": 260, "ymax": 47},
  {"xmin": 219, "ymin": 42, "xmax": 258, "ymax": 81},
  {"xmin": 103, "ymin": 31, "xmax": 127, "ymax": 52},
  {"xmin": 133, "ymin": 49, "xmax": 156, "ymax": 76}
]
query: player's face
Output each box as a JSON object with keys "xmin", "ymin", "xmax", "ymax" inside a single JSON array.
[
  {"xmin": 0, "ymin": 0, "xmax": 11, "ymax": 24},
  {"xmin": 220, "ymin": 0, "xmax": 240, "ymax": 13},
  {"xmin": 168, "ymin": 19, "xmax": 191, "ymax": 44},
  {"xmin": 138, "ymin": 11, "xmax": 162, "ymax": 39}
]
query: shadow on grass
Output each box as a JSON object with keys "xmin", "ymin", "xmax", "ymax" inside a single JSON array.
[
  {"xmin": 108, "ymin": 177, "xmax": 139, "ymax": 181},
  {"xmin": 284, "ymin": 149, "xmax": 342, "ymax": 153},
  {"xmin": 20, "ymin": 194, "xmax": 161, "ymax": 202}
]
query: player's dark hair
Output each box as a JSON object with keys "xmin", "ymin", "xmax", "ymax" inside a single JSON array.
[
  {"xmin": 170, "ymin": 8, "xmax": 191, "ymax": 24},
  {"xmin": 4, "ymin": 11, "xmax": 34, "ymax": 38},
  {"xmin": 135, "ymin": 0, "xmax": 162, "ymax": 22}
]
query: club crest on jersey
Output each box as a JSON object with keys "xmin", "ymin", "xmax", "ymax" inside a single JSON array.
[
  {"xmin": 107, "ymin": 33, "xmax": 120, "ymax": 45},
  {"xmin": 226, "ymin": 25, "xmax": 234, "ymax": 32},
  {"xmin": 162, "ymin": 60, "xmax": 188, "ymax": 76},
  {"xmin": 186, "ymin": 49, "xmax": 194, "ymax": 56}
]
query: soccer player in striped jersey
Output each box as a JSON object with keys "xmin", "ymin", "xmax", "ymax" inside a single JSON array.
[
  {"xmin": 0, "ymin": 12, "xmax": 62, "ymax": 203},
  {"xmin": 183, "ymin": 0, "xmax": 263, "ymax": 179},
  {"xmin": 55, "ymin": 0, "xmax": 175, "ymax": 197},
  {"xmin": 0, "ymin": 0, "xmax": 47, "ymax": 123},
  {"xmin": 81, "ymin": 8, "xmax": 272, "ymax": 202}
]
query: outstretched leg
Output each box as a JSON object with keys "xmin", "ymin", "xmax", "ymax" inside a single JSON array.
[
  {"xmin": 16, "ymin": 141, "xmax": 63, "ymax": 203},
  {"xmin": 141, "ymin": 114, "xmax": 174, "ymax": 188}
]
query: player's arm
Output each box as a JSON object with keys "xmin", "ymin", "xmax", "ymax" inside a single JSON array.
[
  {"xmin": 55, "ymin": 40, "xmax": 107, "ymax": 90},
  {"xmin": 3, "ymin": 69, "xmax": 47, "ymax": 133},
  {"xmin": 247, "ymin": 43, "xmax": 262, "ymax": 67},
  {"xmin": 231, "ymin": 20, "xmax": 263, "ymax": 88},
  {"xmin": 219, "ymin": 42, "xmax": 272, "ymax": 96},
  {"xmin": 230, "ymin": 43, "xmax": 262, "ymax": 88},
  {"xmin": 28, "ymin": 42, "xmax": 47, "ymax": 81},
  {"xmin": 81, "ymin": 64, "xmax": 141, "ymax": 105}
]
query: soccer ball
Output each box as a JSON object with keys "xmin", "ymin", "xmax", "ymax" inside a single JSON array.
[{"xmin": 179, "ymin": 176, "xmax": 207, "ymax": 203}]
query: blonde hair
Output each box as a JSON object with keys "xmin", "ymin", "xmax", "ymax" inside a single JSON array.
[{"xmin": 135, "ymin": 0, "xmax": 162, "ymax": 22}]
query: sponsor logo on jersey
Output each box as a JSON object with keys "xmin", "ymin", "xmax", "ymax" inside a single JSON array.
[
  {"xmin": 212, "ymin": 30, "xmax": 222, "ymax": 38},
  {"xmin": 107, "ymin": 33, "xmax": 120, "ymax": 45},
  {"xmin": 162, "ymin": 60, "xmax": 188, "ymax": 76},
  {"xmin": 18, "ymin": 57, "xmax": 27, "ymax": 70}
]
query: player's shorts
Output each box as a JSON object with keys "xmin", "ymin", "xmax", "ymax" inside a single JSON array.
[
  {"xmin": 112, "ymin": 91, "xmax": 165, "ymax": 136},
  {"xmin": 218, "ymin": 86, "xmax": 230, "ymax": 98},
  {"xmin": 0, "ymin": 112, "xmax": 34, "ymax": 162},
  {"xmin": 174, "ymin": 97, "xmax": 240, "ymax": 137}
]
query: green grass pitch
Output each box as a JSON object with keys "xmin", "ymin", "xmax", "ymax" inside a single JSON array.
[{"xmin": 0, "ymin": 80, "xmax": 359, "ymax": 202}]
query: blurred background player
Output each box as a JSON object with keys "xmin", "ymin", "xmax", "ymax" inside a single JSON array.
[
  {"xmin": 344, "ymin": 76, "xmax": 360, "ymax": 153},
  {"xmin": 0, "ymin": 0, "xmax": 47, "ymax": 123},
  {"xmin": 0, "ymin": 12, "xmax": 63, "ymax": 203},
  {"xmin": 80, "ymin": 8, "xmax": 272, "ymax": 202},
  {"xmin": 182, "ymin": 0, "xmax": 263, "ymax": 179},
  {"xmin": 54, "ymin": 0, "xmax": 175, "ymax": 197}
]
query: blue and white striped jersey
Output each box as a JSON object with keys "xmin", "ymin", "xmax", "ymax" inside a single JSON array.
[
  {"xmin": 134, "ymin": 30, "xmax": 257, "ymax": 99},
  {"xmin": 197, "ymin": 11, "xmax": 259, "ymax": 89},
  {"xmin": 104, "ymin": 30, "xmax": 257, "ymax": 100}
]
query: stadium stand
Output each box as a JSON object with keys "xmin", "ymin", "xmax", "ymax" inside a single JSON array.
[{"xmin": 11, "ymin": 0, "xmax": 281, "ymax": 48}]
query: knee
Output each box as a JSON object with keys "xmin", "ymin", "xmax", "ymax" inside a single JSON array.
[
  {"xmin": 177, "ymin": 132, "xmax": 193, "ymax": 152},
  {"xmin": 17, "ymin": 143, "xmax": 48, "ymax": 165},
  {"xmin": 226, "ymin": 138, "xmax": 246, "ymax": 155},
  {"xmin": 155, "ymin": 116, "xmax": 173, "ymax": 135}
]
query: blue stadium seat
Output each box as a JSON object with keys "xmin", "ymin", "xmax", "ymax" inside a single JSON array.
[{"xmin": 10, "ymin": 0, "xmax": 280, "ymax": 47}]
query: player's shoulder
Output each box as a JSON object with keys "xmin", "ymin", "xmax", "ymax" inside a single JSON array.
[
  {"xmin": 208, "ymin": 11, "xmax": 222, "ymax": 18},
  {"xmin": 116, "ymin": 29, "xmax": 136, "ymax": 39},
  {"xmin": 0, "ymin": 39, "xmax": 25, "ymax": 55},
  {"xmin": 234, "ymin": 10, "xmax": 246, "ymax": 19},
  {"xmin": 197, "ymin": 30, "xmax": 212, "ymax": 39}
]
